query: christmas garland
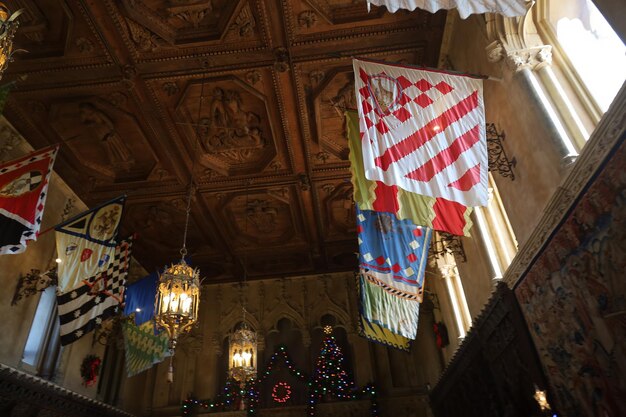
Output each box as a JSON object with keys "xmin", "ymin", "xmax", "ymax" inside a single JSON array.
[
  {"xmin": 181, "ymin": 345, "xmax": 379, "ymax": 417},
  {"xmin": 80, "ymin": 354, "xmax": 101, "ymax": 387}
]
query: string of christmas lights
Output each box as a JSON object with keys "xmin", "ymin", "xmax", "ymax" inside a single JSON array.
[
  {"xmin": 182, "ymin": 343, "xmax": 379, "ymax": 417},
  {"xmin": 272, "ymin": 381, "xmax": 292, "ymax": 403}
]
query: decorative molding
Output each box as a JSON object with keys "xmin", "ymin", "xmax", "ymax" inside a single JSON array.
[
  {"xmin": 505, "ymin": 45, "xmax": 552, "ymax": 72},
  {"xmin": 298, "ymin": 10, "xmax": 318, "ymax": 28},
  {"xmin": 431, "ymin": 232, "xmax": 467, "ymax": 263},
  {"xmin": 162, "ymin": 81, "xmax": 179, "ymax": 96},
  {"xmin": 75, "ymin": 37, "xmax": 94, "ymax": 54},
  {"xmin": 124, "ymin": 17, "xmax": 160, "ymax": 52},
  {"xmin": 166, "ymin": 1, "xmax": 213, "ymax": 28},
  {"xmin": 245, "ymin": 70, "xmax": 261, "ymax": 85},
  {"xmin": 273, "ymin": 47, "xmax": 290, "ymax": 72},
  {"xmin": 228, "ymin": 3, "xmax": 256, "ymax": 38}
]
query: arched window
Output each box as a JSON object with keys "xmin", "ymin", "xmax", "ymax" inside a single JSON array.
[{"xmin": 536, "ymin": 0, "xmax": 626, "ymax": 116}]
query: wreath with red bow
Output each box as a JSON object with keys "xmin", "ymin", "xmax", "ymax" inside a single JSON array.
[{"xmin": 80, "ymin": 354, "xmax": 102, "ymax": 387}]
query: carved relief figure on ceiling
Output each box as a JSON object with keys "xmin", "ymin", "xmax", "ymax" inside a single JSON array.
[
  {"xmin": 198, "ymin": 87, "xmax": 265, "ymax": 163},
  {"xmin": 330, "ymin": 80, "xmax": 356, "ymax": 117},
  {"xmin": 79, "ymin": 102, "xmax": 135, "ymax": 172},
  {"xmin": 246, "ymin": 199, "xmax": 277, "ymax": 234}
]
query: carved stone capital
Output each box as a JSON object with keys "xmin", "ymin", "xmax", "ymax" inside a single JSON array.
[
  {"xmin": 436, "ymin": 252, "xmax": 458, "ymax": 280},
  {"xmin": 505, "ymin": 45, "xmax": 552, "ymax": 72},
  {"xmin": 485, "ymin": 40, "xmax": 505, "ymax": 64}
]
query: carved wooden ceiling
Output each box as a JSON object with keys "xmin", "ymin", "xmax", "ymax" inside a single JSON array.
[{"xmin": 4, "ymin": 0, "xmax": 446, "ymax": 283}]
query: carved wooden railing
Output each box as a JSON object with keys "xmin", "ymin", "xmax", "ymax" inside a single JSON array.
[
  {"xmin": 0, "ymin": 363, "xmax": 134, "ymax": 417},
  {"xmin": 429, "ymin": 283, "xmax": 551, "ymax": 417}
]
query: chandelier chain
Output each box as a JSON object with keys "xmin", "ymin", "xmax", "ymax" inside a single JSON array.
[
  {"xmin": 181, "ymin": 75, "xmax": 206, "ymax": 259},
  {"xmin": 241, "ymin": 179, "xmax": 251, "ymax": 322}
]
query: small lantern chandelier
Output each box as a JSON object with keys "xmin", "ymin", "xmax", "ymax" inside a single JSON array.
[
  {"xmin": 228, "ymin": 183, "xmax": 257, "ymax": 384},
  {"xmin": 154, "ymin": 179, "xmax": 201, "ymax": 383},
  {"xmin": 229, "ymin": 317, "xmax": 257, "ymax": 383},
  {"xmin": 155, "ymin": 79, "xmax": 206, "ymax": 383},
  {"xmin": 0, "ymin": 3, "xmax": 22, "ymax": 81}
]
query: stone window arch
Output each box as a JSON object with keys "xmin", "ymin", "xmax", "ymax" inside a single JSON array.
[
  {"xmin": 534, "ymin": 0, "xmax": 626, "ymax": 116},
  {"xmin": 486, "ymin": 1, "xmax": 625, "ymax": 154}
]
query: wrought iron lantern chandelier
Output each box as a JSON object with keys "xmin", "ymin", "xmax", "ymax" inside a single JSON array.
[
  {"xmin": 0, "ymin": 3, "xmax": 22, "ymax": 81},
  {"xmin": 155, "ymin": 256, "xmax": 200, "ymax": 352},
  {"xmin": 228, "ymin": 184, "xmax": 257, "ymax": 383},
  {"xmin": 229, "ymin": 318, "xmax": 257, "ymax": 383},
  {"xmin": 154, "ymin": 179, "xmax": 201, "ymax": 383},
  {"xmin": 155, "ymin": 78, "xmax": 206, "ymax": 383}
]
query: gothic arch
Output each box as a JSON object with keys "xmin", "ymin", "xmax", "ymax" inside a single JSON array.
[
  {"xmin": 217, "ymin": 305, "xmax": 261, "ymax": 336},
  {"xmin": 310, "ymin": 304, "xmax": 351, "ymax": 330},
  {"xmin": 264, "ymin": 303, "xmax": 306, "ymax": 333}
]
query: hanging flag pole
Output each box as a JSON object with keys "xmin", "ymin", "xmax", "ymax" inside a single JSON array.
[
  {"xmin": 353, "ymin": 56, "xmax": 490, "ymax": 80},
  {"xmin": 37, "ymin": 194, "xmax": 127, "ymax": 237}
]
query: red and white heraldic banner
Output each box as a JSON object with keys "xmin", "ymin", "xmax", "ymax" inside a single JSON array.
[{"xmin": 353, "ymin": 58, "xmax": 488, "ymax": 207}]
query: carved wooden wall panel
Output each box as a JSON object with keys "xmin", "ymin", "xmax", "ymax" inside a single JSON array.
[{"xmin": 3, "ymin": 0, "xmax": 446, "ymax": 283}]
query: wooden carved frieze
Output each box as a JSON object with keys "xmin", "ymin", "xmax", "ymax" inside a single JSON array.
[
  {"xmin": 224, "ymin": 2, "xmax": 257, "ymax": 40},
  {"xmin": 166, "ymin": 0, "xmax": 214, "ymax": 28},
  {"xmin": 309, "ymin": 67, "xmax": 354, "ymax": 166},
  {"xmin": 174, "ymin": 76, "xmax": 277, "ymax": 176},
  {"xmin": 9, "ymin": 0, "xmax": 108, "ymax": 65},
  {"xmin": 300, "ymin": 0, "xmax": 385, "ymax": 27},
  {"xmin": 319, "ymin": 180, "xmax": 356, "ymax": 238},
  {"xmin": 197, "ymin": 88, "xmax": 264, "ymax": 162},
  {"xmin": 118, "ymin": 0, "xmax": 245, "ymax": 47},
  {"xmin": 124, "ymin": 17, "xmax": 163, "ymax": 52},
  {"xmin": 285, "ymin": 0, "xmax": 435, "ymax": 45},
  {"xmin": 13, "ymin": 0, "xmax": 47, "ymax": 43},
  {"xmin": 300, "ymin": 50, "xmax": 426, "ymax": 171},
  {"xmin": 215, "ymin": 187, "xmax": 304, "ymax": 248},
  {"xmin": 48, "ymin": 97, "xmax": 157, "ymax": 182}
]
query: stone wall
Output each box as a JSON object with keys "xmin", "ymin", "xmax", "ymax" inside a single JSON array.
[
  {"xmin": 118, "ymin": 272, "xmax": 443, "ymax": 417},
  {"xmin": 0, "ymin": 117, "xmax": 108, "ymax": 400}
]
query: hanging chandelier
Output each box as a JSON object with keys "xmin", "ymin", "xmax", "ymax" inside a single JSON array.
[
  {"xmin": 228, "ymin": 184, "xmax": 257, "ymax": 384},
  {"xmin": 155, "ymin": 78, "xmax": 206, "ymax": 383},
  {"xmin": 155, "ymin": 258, "xmax": 200, "ymax": 352},
  {"xmin": 0, "ymin": 3, "xmax": 22, "ymax": 81},
  {"xmin": 229, "ymin": 319, "xmax": 257, "ymax": 383}
]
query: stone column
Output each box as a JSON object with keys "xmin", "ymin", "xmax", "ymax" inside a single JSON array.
[{"xmin": 486, "ymin": 41, "xmax": 580, "ymax": 162}]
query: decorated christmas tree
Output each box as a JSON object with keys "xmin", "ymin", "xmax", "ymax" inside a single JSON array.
[{"xmin": 310, "ymin": 326, "xmax": 355, "ymax": 401}]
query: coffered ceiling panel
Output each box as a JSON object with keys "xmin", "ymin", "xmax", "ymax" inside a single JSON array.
[
  {"xmin": 3, "ymin": 0, "xmax": 446, "ymax": 283},
  {"xmin": 8, "ymin": 0, "xmax": 112, "ymax": 75},
  {"xmin": 112, "ymin": 0, "xmax": 267, "ymax": 61},
  {"xmin": 173, "ymin": 75, "xmax": 279, "ymax": 176}
]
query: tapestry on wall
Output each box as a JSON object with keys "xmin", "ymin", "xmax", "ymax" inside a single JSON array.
[{"xmin": 515, "ymin": 137, "xmax": 626, "ymax": 417}]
